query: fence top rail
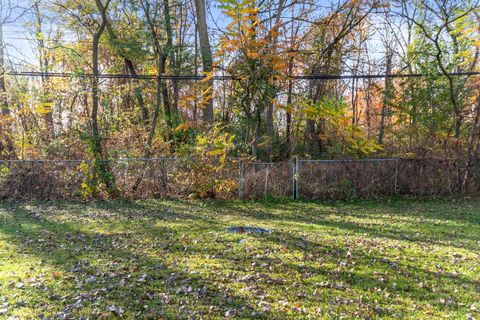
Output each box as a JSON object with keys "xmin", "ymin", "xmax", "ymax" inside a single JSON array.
[
  {"xmin": 247, "ymin": 162, "xmax": 295, "ymax": 165},
  {"xmin": 0, "ymin": 157, "xmax": 455, "ymax": 164},
  {"xmin": 0, "ymin": 159, "xmax": 85, "ymax": 163},
  {"xmin": 299, "ymin": 158, "xmax": 400, "ymax": 163},
  {"xmin": 0, "ymin": 157, "xmax": 177, "ymax": 163}
]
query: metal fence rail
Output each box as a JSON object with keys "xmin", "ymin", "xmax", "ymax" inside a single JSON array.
[{"xmin": 0, "ymin": 157, "xmax": 477, "ymax": 200}]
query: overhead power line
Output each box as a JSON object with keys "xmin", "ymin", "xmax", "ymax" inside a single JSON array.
[{"xmin": 5, "ymin": 70, "xmax": 480, "ymax": 80}]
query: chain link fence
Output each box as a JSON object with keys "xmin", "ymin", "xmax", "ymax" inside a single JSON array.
[
  {"xmin": 0, "ymin": 158, "xmax": 478, "ymax": 200},
  {"xmin": 240, "ymin": 162, "xmax": 294, "ymax": 199},
  {"xmin": 297, "ymin": 159, "xmax": 399, "ymax": 199}
]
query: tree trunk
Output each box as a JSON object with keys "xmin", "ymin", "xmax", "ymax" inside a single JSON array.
[
  {"xmin": 461, "ymin": 96, "xmax": 480, "ymax": 193},
  {"xmin": 264, "ymin": 0, "xmax": 285, "ymax": 160},
  {"xmin": 105, "ymin": 20, "xmax": 149, "ymax": 125},
  {"xmin": 92, "ymin": 1, "xmax": 109, "ymax": 157},
  {"xmin": 194, "ymin": 0, "xmax": 214, "ymax": 123},
  {"xmin": 133, "ymin": 53, "xmax": 166, "ymax": 193},
  {"xmin": 378, "ymin": 48, "xmax": 392, "ymax": 144},
  {"xmin": 145, "ymin": 54, "xmax": 164, "ymax": 158},
  {"xmin": 286, "ymin": 56, "xmax": 294, "ymax": 158},
  {"xmin": 93, "ymin": 0, "xmax": 116, "ymax": 195},
  {"xmin": 141, "ymin": 0, "xmax": 172, "ymax": 150},
  {"xmin": 164, "ymin": 0, "xmax": 179, "ymax": 121},
  {"xmin": 305, "ymin": 75, "xmax": 326, "ymax": 157},
  {"xmin": 34, "ymin": 3, "xmax": 55, "ymax": 142}
]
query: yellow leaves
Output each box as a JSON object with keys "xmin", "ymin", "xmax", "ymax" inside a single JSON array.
[
  {"xmin": 195, "ymin": 128, "xmax": 236, "ymax": 165},
  {"xmin": 201, "ymin": 72, "xmax": 214, "ymax": 83},
  {"xmin": 223, "ymin": 10, "xmax": 239, "ymax": 19},
  {"xmin": 146, "ymin": 65, "xmax": 157, "ymax": 75},
  {"xmin": 346, "ymin": 134, "xmax": 383, "ymax": 155},
  {"xmin": 244, "ymin": 7, "xmax": 259, "ymax": 15},
  {"xmin": 207, "ymin": 149, "xmax": 224, "ymax": 156},
  {"xmin": 303, "ymin": 97, "xmax": 381, "ymax": 155},
  {"xmin": 472, "ymin": 39, "xmax": 480, "ymax": 47},
  {"xmin": 304, "ymin": 106, "xmax": 317, "ymax": 116},
  {"xmin": 35, "ymin": 102, "xmax": 53, "ymax": 114},
  {"xmin": 196, "ymin": 135, "xmax": 208, "ymax": 146},
  {"xmin": 201, "ymin": 85, "xmax": 212, "ymax": 97},
  {"xmin": 178, "ymin": 70, "xmax": 214, "ymax": 110}
]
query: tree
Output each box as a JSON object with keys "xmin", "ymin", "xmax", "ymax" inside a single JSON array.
[
  {"xmin": 0, "ymin": 0, "xmax": 27, "ymax": 158},
  {"xmin": 88, "ymin": 0, "xmax": 117, "ymax": 195},
  {"xmin": 304, "ymin": 0, "xmax": 381, "ymax": 156},
  {"xmin": 33, "ymin": 2, "xmax": 56, "ymax": 142},
  {"xmin": 194, "ymin": 0, "xmax": 214, "ymax": 123}
]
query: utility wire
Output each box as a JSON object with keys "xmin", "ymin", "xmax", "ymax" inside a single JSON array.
[{"xmin": 5, "ymin": 70, "xmax": 480, "ymax": 80}]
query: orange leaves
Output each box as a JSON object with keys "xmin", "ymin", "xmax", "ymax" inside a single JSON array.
[
  {"xmin": 218, "ymin": 0, "xmax": 277, "ymax": 60},
  {"xmin": 217, "ymin": 0, "xmax": 289, "ymax": 80},
  {"xmin": 0, "ymin": 113, "xmax": 14, "ymax": 125},
  {"xmin": 246, "ymin": 51, "xmax": 260, "ymax": 59},
  {"xmin": 200, "ymin": 72, "xmax": 214, "ymax": 109},
  {"xmin": 178, "ymin": 71, "xmax": 213, "ymax": 114},
  {"xmin": 217, "ymin": 0, "xmax": 290, "ymax": 113},
  {"xmin": 175, "ymin": 121, "xmax": 196, "ymax": 132}
]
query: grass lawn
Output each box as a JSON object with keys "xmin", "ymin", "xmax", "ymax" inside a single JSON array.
[{"xmin": 0, "ymin": 198, "xmax": 479, "ymax": 319}]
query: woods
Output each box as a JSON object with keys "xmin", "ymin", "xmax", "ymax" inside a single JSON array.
[{"xmin": 1, "ymin": 0, "xmax": 480, "ymax": 195}]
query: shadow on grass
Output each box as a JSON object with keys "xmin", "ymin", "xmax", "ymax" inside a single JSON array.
[
  {"xmin": 208, "ymin": 198, "xmax": 480, "ymax": 252},
  {"xmin": 0, "ymin": 201, "xmax": 265, "ymax": 319}
]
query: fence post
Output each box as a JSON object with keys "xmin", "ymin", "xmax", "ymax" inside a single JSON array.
[
  {"xmin": 291, "ymin": 161, "xmax": 296, "ymax": 200},
  {"xmin": 238, "ymin": 160, "xmax": 244, "ymax": 199},
  {"xmin": 294, "ymin": 156, "xmax": 300, "ymax": 199}
]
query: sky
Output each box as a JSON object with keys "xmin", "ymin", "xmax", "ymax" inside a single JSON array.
[
  {"xmin": 1, "ymin": 0, "xmax": 230, "ymax": 70},
  {"xmin": 1, "ymin": 0, "xmax": 391, "ymax": 75}
]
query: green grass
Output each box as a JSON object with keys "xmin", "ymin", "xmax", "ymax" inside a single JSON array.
[{"xmin": 0, "ymin": 198, "xmax": 479, "ymax": 319}]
